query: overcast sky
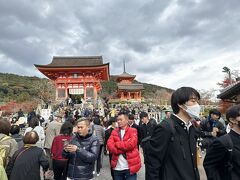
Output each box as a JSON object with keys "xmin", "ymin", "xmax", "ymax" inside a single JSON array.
[{"xmin": 0, "ymin": 0, "xmax": 239, "ymax": 92}]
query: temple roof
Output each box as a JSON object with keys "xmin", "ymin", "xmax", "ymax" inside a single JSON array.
[
  {"xmin": 118, "ymin": 72, "xmax": 136, "ymax": 78},
  {"xmin": 35, "ymin": 56, "xmax": 106, "ymax": 68},
  {"xmin": 217, "ymin": 81, "xmax": 240, "ymax": 99},
  {"xmin": 34, "ymin": 56, "xmax": 109, "ymax": 81},
  {"xmin": 117, "ymin": 83, "xmax": 144, "ymax": 90}
]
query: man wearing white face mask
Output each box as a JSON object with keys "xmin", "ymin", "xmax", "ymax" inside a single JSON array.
[{"xmin": 144, "ymin": 87, "xmax": 200, "ymax": 180}]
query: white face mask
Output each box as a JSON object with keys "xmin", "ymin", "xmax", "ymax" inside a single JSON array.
[{"xmin": 184, "ymin": 103, "xmax": 201, "ymax": 119}]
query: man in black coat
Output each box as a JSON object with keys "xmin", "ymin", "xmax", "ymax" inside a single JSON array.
[
  {"xmin": 139, "ymin": 111, "xmax": 157, "ymax": 147},
  {"xmin": 203, "ymin": 104, "xmax": 240, "ymax": 180},
  {"xmin": 17, "ymin": 109, "xmax": 24, "ymax": 119},
  {"xmin": 63, "ymin": 118, "xmax": 100, "ymax": 180},
  {"xmin": 144, "ymin": 87, "xmax": 201, "ymax": 180},
  {"xmin": 27, "ymin": 108, "xmax": 36, "ymax": 123},
  {"xmin": 104, "ymin": 117, "xmax": 117, "ymax": 154}
]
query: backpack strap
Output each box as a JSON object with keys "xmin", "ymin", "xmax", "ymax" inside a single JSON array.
[
  {"xmin": 218, "ymin": 134, "xmax": 233, "ymax": 178},
  {"xmin": 161, "ymin": 119, "xmax": 177, "ymax": 159},
  {"xmin": 154, "ymin": 118, "xmax": 176, "ymax": 178},
  {"xmin": 163, "ymin": 118, "xmax": 176, "ymax": 142},
  {"xmin": 223, "ymin": 134, "xmax": 233, "ymax": 149},
  {"xmin": 15, "ymin": 147, "xmax": 31, "ymax": 161}
]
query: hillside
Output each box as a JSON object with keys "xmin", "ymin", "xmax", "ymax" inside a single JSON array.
[
  {"xmin": 0, "ymin": 73, "xmax": 173, "ymax": 104},
  {"xmin": 0, "ymin": 73, "xmax": 55, "ymax": 103}
]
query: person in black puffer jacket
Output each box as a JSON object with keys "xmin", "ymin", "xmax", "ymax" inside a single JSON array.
[{"xmin": 63, "ymin": 118, "xmax": 100, "ymax": 180}]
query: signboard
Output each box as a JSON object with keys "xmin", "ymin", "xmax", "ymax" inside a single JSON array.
[
  {"xmin": 69, "ymin": 88, "xmax": 84, "ymax": 95},
  {"xmin": 41, "ymin": 109, "xmax": 52, "ymax": 123}
]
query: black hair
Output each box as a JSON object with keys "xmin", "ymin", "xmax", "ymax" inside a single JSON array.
[
  {"xmin": 108, "ymin": 117, "xmax": 117, "ymax": 126},
  {"xmin": 226, "ymin": 105, "xmax": 240, "ymax": 121},
  {"xmin": 171, "ymin": 87, "xmax": 200, "ymax": 114},
  {"xmin": 128, "ymin": 114, "xmax": 135, "ymax": 121},
  {"xmin": 28, "ymin": 117, "xmax": 39, "ymax": 128},
  {"xmin": 165, "ymin": 111, "xmax": 170, "ymax": 114},
  {"xmin": 93, "ymin": 117, "xmax": 101, "ymax": 125},
  {"xmin": 139, "ymin": 112, "xmax": 148, "ymax": 120},
  {"xmin": 209, "ymin": 109, "xmax": 221, "ymax": 118},
  {"xmin": 118, "ymin": 112, "xmax": 129, "ymax": 119},
  {"xmin": 60, "ymin": 122, "xmax": 73, "ymax": 136},
  {"xmin": 10, "ymin": 125, "xmax": 20, "ymax": 135},
  {"xmin": 66, "ymin": 117, "xmax": 75, "ymax": 125},
  {"xmin": 118, "ymin": 109, "xmax": 126, "ymax": 115}
]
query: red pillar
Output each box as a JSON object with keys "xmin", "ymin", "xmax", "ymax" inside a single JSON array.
[
  {"xmin": 93, "ymin": 85, "xmax": 97, "ymax": 100},
  {"xmin": 84, "ymin": 83, "xmax": 87, "ymax": 100},
  {"xmin": 55, "ymin": 87, "xmax": 58, "ymax": 100},
  {"xmin": 120, "ymin": 92, "xmax": 124, "ymax": 100},
  {"xmin": 65, "ymin": 84, "xmax": 68, "ymax": 99}
]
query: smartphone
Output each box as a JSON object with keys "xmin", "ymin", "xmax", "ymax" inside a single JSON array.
[{"xmin": 62, "ymin": 139, "xmax": 69, "ymax": 147}]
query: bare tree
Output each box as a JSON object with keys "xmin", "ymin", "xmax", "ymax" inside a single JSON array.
[
  {"xmin": 199, "ymin": 89, "xmax": 218, "ymax": 105},
  {"xmin": 33, "ymin": 79, "xmax": 55, "ymax": 105}
]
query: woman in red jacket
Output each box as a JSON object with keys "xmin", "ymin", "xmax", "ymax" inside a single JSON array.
[
  {"xmin": 107, "ymin": 113, "xmax": 141, "ymax": 180},
  {"xmin": 51, "ymin": 122, "xmax": 73, "ymax": 180}
]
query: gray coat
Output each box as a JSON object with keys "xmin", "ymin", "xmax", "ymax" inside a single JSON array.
[
  {"xmin": 44, "ymin": 121, "xmax": 62, "ymax": 149},
  {"xmin": 93, "ymin": 125, "xmax": 105, "ymax": 145}
]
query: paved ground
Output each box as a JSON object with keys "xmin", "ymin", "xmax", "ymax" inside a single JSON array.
[
  {"xmin": 94, "ymin": 150, "xmax": 207, "ymax": 180},
  {"xmin": 43, "ymin": 150, "xmax": 207, "ymax": 180},
  {"xmin": 198, "ymin": 151, "xmax": 207, "ymax": 180},
  {"xmin": 94, "ymin": 152, "xmax": 145, "ymax": 180}
]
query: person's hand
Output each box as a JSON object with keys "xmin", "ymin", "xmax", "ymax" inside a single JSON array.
[
  {"xmin": 213, "ymin": 127, "xmax": 219, "ymax": 132},
  {"xmin": 64, "ymin": 144, "xmax": 78, "ymax": 153},
  {"xmin": 44, "ymin": 171, "xmax": 49, "ymax": 179},
  {"xmin": 211, "ymin": 131, "xmax": 217, "ymax": 137}
]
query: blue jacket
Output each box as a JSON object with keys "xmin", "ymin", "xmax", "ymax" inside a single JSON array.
[{"xmin": 62, "ymin": 133, "xmax": 100, "ymax": 180}]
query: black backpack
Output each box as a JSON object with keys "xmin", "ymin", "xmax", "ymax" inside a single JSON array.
[{"xmin": 141, "ymin": 118, "xmax": 176, "ymax": 147}]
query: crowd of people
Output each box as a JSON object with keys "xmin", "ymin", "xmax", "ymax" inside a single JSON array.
[{"xmin": 0, "ymin": 86, "xmax": 239, "ymax": 180}]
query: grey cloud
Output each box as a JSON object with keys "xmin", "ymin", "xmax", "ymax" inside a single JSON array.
[
  {"xmin": 0, "ymin": 0, "xmax": 239, "ymax": 90},
  {"xmin": 136, "ymin": 58, "xmax": 194, "ymax": 74}
]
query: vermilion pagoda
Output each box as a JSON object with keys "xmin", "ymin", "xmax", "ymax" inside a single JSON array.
[
  {"xmin": 34, "ymin": 56, "xmax": 109, "ymax": 101},
  {"xmin": 116, "ymin": 63, "xmax": 144, "ymax": 101}
]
